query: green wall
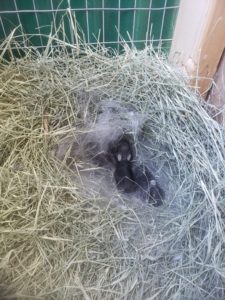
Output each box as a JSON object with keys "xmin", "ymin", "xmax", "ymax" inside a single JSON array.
[{"xmin": 0, "ymin": 0, "xmax": 179, "ymax": 53}]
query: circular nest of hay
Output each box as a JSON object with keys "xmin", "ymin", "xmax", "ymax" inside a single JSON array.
[{"xmin": 1, "ymin": 35, "xmax": 225, "ymax": 300}]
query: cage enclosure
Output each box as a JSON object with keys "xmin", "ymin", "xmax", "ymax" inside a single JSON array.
[
  {"xmin": 1, "ymin": 1, "xmax": 225, "ymax": 300},
  {"xmin": 0, "ymin": 0, "xmax": 179, "ymax": 52}
]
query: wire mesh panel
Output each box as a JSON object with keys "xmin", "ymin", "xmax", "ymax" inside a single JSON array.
[{"xmin": 0, "ymin": 0, "xmax": 180, "ymax": 53}]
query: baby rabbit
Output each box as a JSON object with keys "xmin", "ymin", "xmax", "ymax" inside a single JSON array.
[
  {"xmin": 108, "ymin": 135, "xmax": 165, "ymax": 206},
  {"xmin": 109, "ymin": 137, "xmax": 136, "ymax": 193},
  {"xmin": 132, "ymin": 164, "xmax": 164, "ymax": 206}
]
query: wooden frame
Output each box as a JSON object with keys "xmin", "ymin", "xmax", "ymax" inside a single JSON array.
[{"xmin": 169, "ymin": 0, "xmax": 225, "ymax": 98}]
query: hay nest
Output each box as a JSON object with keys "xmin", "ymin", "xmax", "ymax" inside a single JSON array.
[{"xmin": 1, "ymin": 28, "xmax": 225, "ymax": 300}]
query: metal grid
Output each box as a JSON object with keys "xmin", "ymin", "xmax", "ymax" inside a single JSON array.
[{"xmin": 0, "ymin": 0, "xmax": 180, "ymax": 52}]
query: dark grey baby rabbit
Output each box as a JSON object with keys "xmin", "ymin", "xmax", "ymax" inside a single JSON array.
[
  {"xmin": 109, "ymin": 137, "xmax": 136, "ymax": 193},
  {"xmin": 108, "ymin": 135, "xmax": 164, "ymax": 206},
  {"xmin": 132, "ymin": 164, "xmax": 164, "ymax": 206}
]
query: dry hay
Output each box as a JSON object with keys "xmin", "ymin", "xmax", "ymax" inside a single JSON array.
[{"xmin": 1, "ymin": 25, "xmax": 225, "ymax": 300}]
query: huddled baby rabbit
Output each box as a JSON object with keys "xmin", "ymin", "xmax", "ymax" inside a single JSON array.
[
  {"xmin": 108, "ymin": 135, "xmax": 165, "ymax": 206},
  {"xmin": 109, "ymin": 137, "xmax": 136, "ymax": 193},
  {"xmin": 132, "ymin": 163, "xmax": 164, "ymax": 206}
]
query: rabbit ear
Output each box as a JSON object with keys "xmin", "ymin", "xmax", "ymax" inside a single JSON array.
[
  {"xmin": 117, "ymin": 153, "xmax": 122, "ymax": 161},
  {"xmin": 127, "ymin": 153, "xmax": 131, "ymax": 161}
]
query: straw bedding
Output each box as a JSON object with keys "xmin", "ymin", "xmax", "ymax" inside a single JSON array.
[{"xmin": 1, "ymin": 30, "xmax": 225, "ymax": 300}]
